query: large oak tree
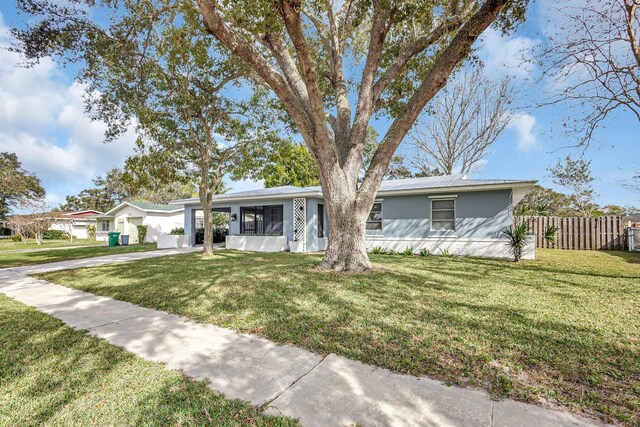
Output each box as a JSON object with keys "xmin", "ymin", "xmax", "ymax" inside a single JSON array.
[{"xmin": 193, "ymin": 0, "xmax": 528, "ymax": 271}]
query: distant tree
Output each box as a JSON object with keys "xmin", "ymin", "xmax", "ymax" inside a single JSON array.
[
  {"xmin": 0, "ymin": 152, "xmax": 45, "ymax": 218},
  {"xmin": 410, "ymin": 66, "xmax": 513, "ymax": 175},
  {"xmin": 548, "ymin": 156, "xmax": 599, "ymax": 217},
  {"xmin": 515, "ymin": 185, "xmax": 574, "ymax": 217},
  {"xmin": 540, "ymin": 1, "xmax": 640, "ymax": 143},
  {"xmin": 54, "ymin": 218, "xmax": 76, "ymax": 243},
  {"xmin": 62, "ymin": 166, "xmax": 196, "ymax": 213},
  {"xmin": 246, "ymin": 140, "xmax": 321, "ymax": 188},
  {"xmin": 625, "ymin": 167, "xmax": 640, "ymax": 194}
]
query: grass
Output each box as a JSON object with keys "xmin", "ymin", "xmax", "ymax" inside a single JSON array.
[
  {"xmin": 39, "ymin": 249, "xmax": 640, "ymax": 425},
  {"xmin": 0, "ymin": 244, "xmax": 158, "ymax": 268},
  {"xmin": 0, "ymin": 294, "xmax": 297, "ymax": 426},
  {"xmin": 0, "ymin": 238, "xmax": 106, "ymax": 251}
]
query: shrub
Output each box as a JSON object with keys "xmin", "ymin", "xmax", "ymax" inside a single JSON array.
[
  {"xmin": 387, "ymin": 249, "xmax": 398, "ymax": 255},
  {"xmin": 370, "ymin": 246, "xmax": 387, "ymax": 255},
  {"xmin": 501, "ymin": 222, "xmax": 529, "ymax": 262},
  {"xmin": 169, "ymin": 227, "xmax": 184, "ymax": 235},
  {"xmin": 136, "ymin": 225, "xmax": 148, "ymax": 244},
  {"xmin": 43, "ymin": 230, "xmax": 68, "ymax": 240},
  {"xmin": 419, "ymin": 248, "xmax": 430, "ymax": 257},
  {"xmin": 11, "ymin": 235, "xmax": 22, "ymax": 242},
  {"xmin": 87, "ymin": 224, "xmax": 96, "ymax": 239},
  {"xmin": 401, "ymin": 246, "xmax": 414, "ymax": 256},
  {"xmin": 213, "ymin": 228, "xmax": 227, "ymax": 243}
]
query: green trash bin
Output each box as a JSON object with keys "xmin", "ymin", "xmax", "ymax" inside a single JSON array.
[{"xmin": 108, "ymin": 232, "xmax": 121, "ymax": 247}]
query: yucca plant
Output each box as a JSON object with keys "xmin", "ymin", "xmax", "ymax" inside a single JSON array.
[{"xmin": 502, "ymin": 222, "xmax": 530, "ymax": 262}]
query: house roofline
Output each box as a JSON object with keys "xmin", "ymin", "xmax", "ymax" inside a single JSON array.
[
  {"xmin": 102, "ymin": 201, "xmax": 184, "ymax": 216},
  {"xmin": 170, "ymin": 181, "xmax": 537, "ymax": 205}
]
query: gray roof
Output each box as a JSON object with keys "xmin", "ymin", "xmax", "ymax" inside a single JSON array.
[
  {"xmin": 171, "ymin": 175, "xmax": 534, "ymax": 204},
  {"xmin": 126, "ymin": 201, "xmax": 183, "ymax": 212}
]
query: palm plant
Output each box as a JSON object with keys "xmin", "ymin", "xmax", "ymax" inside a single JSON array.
[{"xmin": 502, "ymin": 222, "xmax": 530, "ymax": 262}]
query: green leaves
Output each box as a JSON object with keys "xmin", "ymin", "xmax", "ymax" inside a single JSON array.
[{"xmin": 0, "ymin": 152, "xmax": 46, "ymax": 218}]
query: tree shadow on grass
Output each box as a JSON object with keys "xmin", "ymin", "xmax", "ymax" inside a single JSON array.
[
  {"xmin": 0, "ymin": 295, "xmax": 297, "ymax": 427},
  {"xmin": 37, "ymin": 250, "xmax": 640, "ymax": 425}
]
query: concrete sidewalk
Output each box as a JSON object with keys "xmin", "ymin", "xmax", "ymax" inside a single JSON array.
[{"xmin": 0, "ymin": 252, "xmax": 599, "ymax": 427}]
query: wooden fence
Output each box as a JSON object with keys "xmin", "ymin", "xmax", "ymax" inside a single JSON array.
[{"xmin": 518, "ymin": 215, "xmax": 627, "ymax": 250}]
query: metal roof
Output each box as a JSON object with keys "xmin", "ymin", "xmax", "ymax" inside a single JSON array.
[{"xmin": 171, "ymin": 175, "xmax": 535, "ymax": 205}]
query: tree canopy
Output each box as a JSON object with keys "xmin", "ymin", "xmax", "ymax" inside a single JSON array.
[{"xmin": 0, "ymin": 152, "xmax": 45, "ymax": 218}]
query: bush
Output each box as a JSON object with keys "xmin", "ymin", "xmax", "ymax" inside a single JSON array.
[
  {"xmin": 11, "ymin": 235, "xmax": 22, "ymax": 242},
  {"xmin": 401, "ymin": 246, "xmax": 414, "ymax": 256},
  {"xmin": 195, "ymin": 227, "xmax": 227, "ymax": 244},
  {"xmin": 136, "ymin": 225, "xmax": 147, "ymax": 244},
  {"xmin": 169, "ymin": 227, "xmax": 184, "ymax": 235},
  {"xmin": 43, "ymin": 230, "xmax": 68, "ymax": 240},
  {"xmin": 87, "ymin": 224, "xmax": 96, "ymax": 239},
  {"xmin": 419, "ymin": 248, "xmax": 430, "ymax": 257}
]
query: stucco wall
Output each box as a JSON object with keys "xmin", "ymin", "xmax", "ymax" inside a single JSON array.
[
  {"xmin": 366, "ymin": 190, "xmax": 512, "ymax": 240},
  {"xmin": 110, "ymin": 205, "xmax": 183, "ymax": 243}
]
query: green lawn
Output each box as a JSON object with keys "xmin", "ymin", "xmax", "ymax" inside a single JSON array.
[
  {"xmin": 0, "ymin": 244, "xmax": 158, "ymax": 268},
  {"xmin": 39, "ymin": 249, "xmax": 640, "ymax": 425},
  {"xmin": 0, "ymin": 294, "xmax": 297, "ymax": 426},
  {"xmin": 0, "ymin": 238, "xmax": 106, "ymax": 251}
]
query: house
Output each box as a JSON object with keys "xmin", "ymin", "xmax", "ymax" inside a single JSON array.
[
  {"xmin": 49, "ymin": 210, "xmax": 102, "ymax": 239},
  {"xmin": 171, "ymin": 175, "xmax": 537, "ymax": 259},
  {"xmin": 96, "ymin": 201, "xmax": 184, "ymax": 243}
]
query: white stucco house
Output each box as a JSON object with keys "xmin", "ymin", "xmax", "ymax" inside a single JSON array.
[
  {"xmin": 96, "ymin": 201, "xmax": 184, "ymax": 243},
  {"xmin": 49, "ymin": 210, "xmax": 102, "ymax": 239}
]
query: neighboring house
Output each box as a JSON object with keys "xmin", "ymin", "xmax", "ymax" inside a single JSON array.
[
  {"xmin": 96, "ymin": 201, "xmax": 184, "ymax": 243},
  {"xmin": 49, "ymin": 210, "xmax": 102, "ymax": 239},
  {"xmin": 171, "ymin": 175, "xmax": 536, "ymax": 259}
]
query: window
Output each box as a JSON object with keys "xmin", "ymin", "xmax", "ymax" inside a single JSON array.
[
  {"xmin": 240, "ymin": 205, "xmax": 283, "ymax": 235},
  {"xmin": 431, "ymin": 199, "xmax": 455, "ymax": 231},
  {"xmin": 101, "ymin": 220, "xmax": 110, "ymax": 232},
  {"xmin": 366, "ymin": 201, "xmax": 383, "ymax": 231},
  {"xmin": 318, "ymin": 204, "xmax": 324, "ymax": 238}
]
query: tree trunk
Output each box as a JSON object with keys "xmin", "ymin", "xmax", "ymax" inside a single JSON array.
[
  {"xmin": 198, "ymin": 151, "xmax": 215, "ymax": 257},
  {"xmin": 317, "ymin": 181, "xmax": 373, "ymax": 272},
  {"xmin": 202, "ymin": 202, "xmax": 214, "ymax": 256}
]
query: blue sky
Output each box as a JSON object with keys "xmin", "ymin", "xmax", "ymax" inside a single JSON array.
[{"xmin": 0, "ymin": 2, "xmax": 638, "ymax": 209}]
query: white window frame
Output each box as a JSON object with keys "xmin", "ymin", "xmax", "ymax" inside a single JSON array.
[
  {"xmin": 430, "ymin": 196, "xmax": 456, "ymax": 232},
  {"xmin": 366, "ymin": 199, "xmax": 384, "ymax": 232},
  {"xmin": 101, "ymin": 220, "xmax": 110, "ymax": 232}
]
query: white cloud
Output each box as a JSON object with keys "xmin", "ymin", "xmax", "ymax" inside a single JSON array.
[
  {"xmin": 478, "ymin": 28, "xmax": 538, "ymax": 79},
  {"xmin": 0, "ymin": 14, "xmax": 136, "ymax": 205},
  {"xmin": 508, "ymin": 113, "xmax": 537, "ymax": 150}
]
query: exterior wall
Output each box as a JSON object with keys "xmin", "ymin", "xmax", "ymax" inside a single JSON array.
[
  {"xmin": 363, "ymin": 190, "xmax": 525, "ymax": 259},
  {"xmin": 107, "ymin": 205, "xmax": 184, "ymax": 243},
  {"xmin": 158, "ymin": 234, "xmax": 189, "ymax": 249},
  {"xmin": 364, "ymin": 236, "xmax": 535, "ymax": 260},
  {"xmin": 50, "ymin": 220, "xmax": 95, "ymax": 239},
  {"xmin": 184, "ymin": 199, "xmax": 294, "ymax": 248},
  {"xmin": 366, "ymin": 190, "xmax": 512, "ymax": 240},
  {"xmin": 226, "ymin": 235, "xmax": 288, "ymax": 252},
  {"xmin": 180, "ymin": 189, "xmax": 525, "ymax": 259},
  {"xmin": 305, "ymin": 198, "xmax": 328, "ymax": 252},
  {"xmin": 142, "ymin": 212, "xmax": 184, "ymax": 243}
]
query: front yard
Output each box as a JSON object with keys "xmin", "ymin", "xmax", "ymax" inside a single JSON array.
[
  {"xmin": 38, "ymin": 249, "xmax": 640, "ymax": 424},
  {"xmin": 0, "ymin": 238, "xmax": 105, "ymax": 251},
  {"xmin": 0, "ymin": 244, "xmax": 158, "ymax": 268},
  {"xmin": 0, "ymin": 294, "xmax": 296, "ymax": 426}
]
